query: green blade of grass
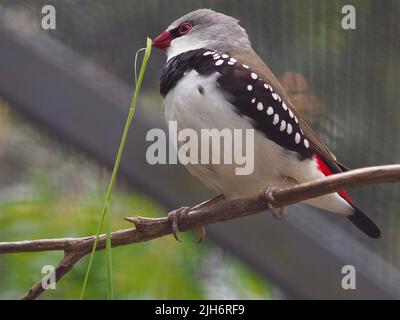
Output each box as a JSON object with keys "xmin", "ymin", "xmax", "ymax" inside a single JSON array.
[
  {"xmin": 105, "ymin": 199, "xmax": 113, "ymax": 300},
  {"xmin": 80, "ymin": 38, "xmax": 152, "ymax": 300}
]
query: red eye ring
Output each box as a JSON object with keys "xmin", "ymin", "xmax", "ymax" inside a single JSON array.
[{"xmin": 178, "ymin": 22, "xmax": 192, "ymax": 35}]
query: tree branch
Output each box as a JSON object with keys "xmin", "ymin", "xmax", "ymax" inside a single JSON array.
[{"xmin": 1, "ymin": 164, "xmax": 399, "ymax": 300}]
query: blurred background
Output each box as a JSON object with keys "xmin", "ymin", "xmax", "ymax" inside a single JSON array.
[{"xmin": 0, "ymin": 0, "xmax": 399, "ymax": 299}]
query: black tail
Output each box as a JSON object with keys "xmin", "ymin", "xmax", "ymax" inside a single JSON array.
[
  {"xmin": 316, "ymin": 154, "xmax": 381, "ymax": 239},
  {"xmin": 346, "ymin": 203, "xmax": 381, "ymax": 239}
]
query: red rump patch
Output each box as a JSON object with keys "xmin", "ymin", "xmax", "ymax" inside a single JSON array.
[{"xmin": 315, "ymin": 154, "xmax": 352, "ymax": 203}]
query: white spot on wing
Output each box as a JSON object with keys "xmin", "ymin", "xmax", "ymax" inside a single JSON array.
[
  {"xmin": 251, "ymin": 98, "xmax": 256, "ymax": 104},
  {"xmin": 264, "ymin": 83, "xmax": 272, "ymax": 91},
  {"xmin": 251, "ymin": 72, "xmax": 258, "ymax": 80},
  {"xmin": 280, "ymin": 120, "xmax": 286, "ymax": 131},
  {"xmin": 282, "ymin": 102, "xmax": 288, "ymax": 111},
  {"xmin": 203, "ymin": 51, "xmax": 214, "ymax": 56},
  {"xmin": 287, "ymin": 123, "xmax": 293, "ymax": 134},
  {"xmin": 267, "ymin": 106, "xmax": 274, "ymax": 115},
  {"xmin": 222, "ymin": 54, "xmax": 229, "ymax": 59},
  {"xmin": 273, "ymin": 114, "xmax": 279, "ymax": 125},
  {"xmin": 228, "ymin": 61, "xmax": 235, "ymax": 65},
  {"xmin": 257, "ymin": 102, "xmax": 264, "ymax": 111},
  {"xmin": 289, "ymin": 109, "xmax": 294, "ymax": 118},
  {"xmin": 304, "ymin": 139, "xmax": 310, "ymax": 148},
  {"xmin": 272, "ymin": 92, "xmax": 281, "ymax": 101},
  {"xmin": 247, "ymin": 84, "xmax": 253, "ymax": 91},
  {"xmin": 215, "ymin": 59, "xmax": 224, "ymax": 66},
  {"xmin": 230, "ymin": 57, "xmax": 237, "ymax": 63},
  {"xmin": 295, "ymin": 132, "xmax": 301, "ymax": 144},
  {"xmin": 242, "ymin": 64, "xmax": 250, "ymax": 69}
]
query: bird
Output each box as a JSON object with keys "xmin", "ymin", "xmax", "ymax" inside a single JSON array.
[{"xmin": 151, "ymin": 9, "xmax": 381, "ymax": 241}]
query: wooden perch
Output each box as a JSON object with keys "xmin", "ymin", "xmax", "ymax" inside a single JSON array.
[{"xmin": 0, "ymin": 164, "xmax": 399, "ymax": 300}]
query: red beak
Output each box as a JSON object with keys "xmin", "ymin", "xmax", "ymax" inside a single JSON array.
[{"xmin": 152, "ymin": 31, "xmax": 172, "ymax": 50}]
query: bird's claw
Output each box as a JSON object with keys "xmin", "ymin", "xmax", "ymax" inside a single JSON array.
[
  {"xmin": 168, "ymin": 207, "xmax": 207, "ymax": 243},
  {"xmin": 273, "ymin": 207, "xmax": 286, "ymax": 220},
  {"xmin": 193, "ymin": 226, "xmax": 206, "ymax": 243},
  {"xmin": 265, "ymin": 187, "xmax": 278, "ymax": 207},
  {"xmin": 264, "ymin": 187, "xmax": 285, "ymax": 220},
  {"xmin": 168, "ymin": 207, "xmax": 191, "ymax": 242},
  {"xmin": 168, "ymin": 195, "xmax": 226, "ymax": 243}
]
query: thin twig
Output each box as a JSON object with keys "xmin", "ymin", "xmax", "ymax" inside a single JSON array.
[{"xmin": 0, "ymin": 164, "xmax": 398, "ymax": 300}]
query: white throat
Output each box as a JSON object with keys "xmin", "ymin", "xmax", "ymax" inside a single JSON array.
[{"xmin": 166, "ymin": 37, "xmax": 210, "ymax": 61}]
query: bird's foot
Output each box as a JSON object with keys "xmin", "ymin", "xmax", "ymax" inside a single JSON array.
[
  {"xmin": 264, "ymin": 187, "xmax": 279, "ymax": 208},
  {"xmin": 168, "ymin": 195, "xmax": 226, "ymax": 243},
  {"xmin": 168, "ymin": 207, "xmax": 192, "ymax": 242},
  {"xmin": 264, "ymin": 187, "xmax": 285, "ymax": 219}
]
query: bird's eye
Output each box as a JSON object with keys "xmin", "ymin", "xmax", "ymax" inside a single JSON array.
[{"xmin": 178, "ymin": 22, "xmax": 192, "ymax": 35}]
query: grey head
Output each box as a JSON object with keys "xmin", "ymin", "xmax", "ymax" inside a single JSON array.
[{"xmin": 152, "ymin": 9, "xmax": 252, "ymax": 60}]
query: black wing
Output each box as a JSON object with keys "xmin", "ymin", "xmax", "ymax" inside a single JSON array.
[{"xmin": 161, "ymin": 48, "xmax": 312, "ymax": 159}]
